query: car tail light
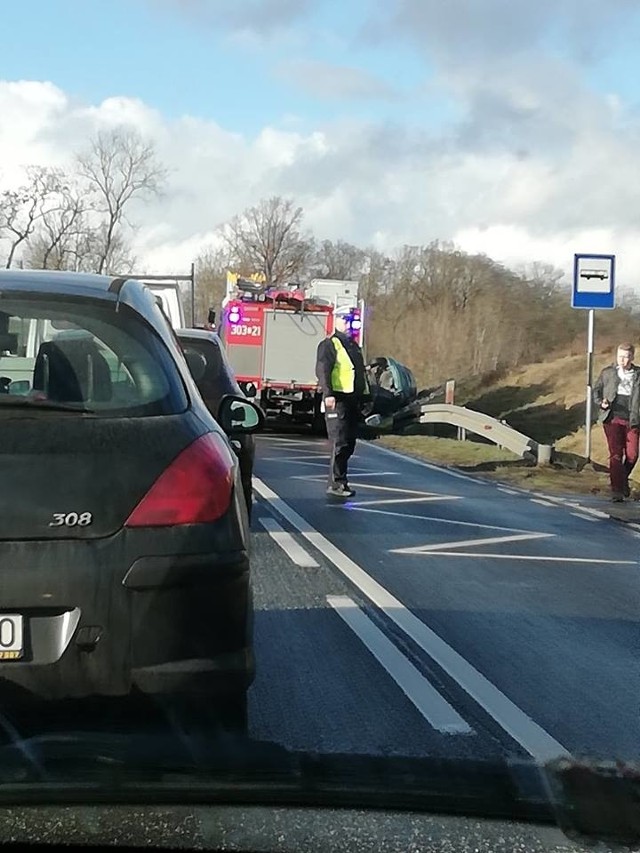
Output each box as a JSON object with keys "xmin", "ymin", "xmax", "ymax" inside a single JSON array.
[{"xmin": 125, "ymin": 433, "xmax": 236, "ymax": 527}]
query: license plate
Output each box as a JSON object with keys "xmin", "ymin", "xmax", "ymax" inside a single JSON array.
[{"xmin": 0, "ymin": 615, "xmax": 23, "ymax": 660}]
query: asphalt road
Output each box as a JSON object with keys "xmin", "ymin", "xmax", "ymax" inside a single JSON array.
[{"xmin": 248, "ymin": 433, "xmax": 640, "ymax": 766}]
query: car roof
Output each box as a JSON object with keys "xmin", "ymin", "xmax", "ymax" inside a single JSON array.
[
  {"xmin": 175, "ymin": 328, "xmax": 221, "ymax": 343},
  {"xmin": 0, "ymin": 269, "xmax": 122, "ymax": 297},
  {"xmin": 0, "ymin": 269, "xmax": 181, "ymax": 349},
  {"xmin": 0, "ymin": 268, "xmax": 161, "ymax": 318}
]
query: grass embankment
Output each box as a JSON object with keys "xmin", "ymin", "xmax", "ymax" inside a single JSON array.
[{"xmin": 379, "ymin": 351, "xmax": 635, "ymax": 498}]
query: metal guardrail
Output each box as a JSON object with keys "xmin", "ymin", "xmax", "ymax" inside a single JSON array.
[
  {"xmin": 364, "ymin": 401, "xmax": 549, "ymax": 463},
  {"xmin": 415, "ymin": 403, "xmax": 540, "ymax": 461}
]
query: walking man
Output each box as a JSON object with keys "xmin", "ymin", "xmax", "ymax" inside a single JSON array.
[
  {"xmin": 316, "ymin": 306, "xmax": 368, "ymax": 498},
  {"xmin": 593, "ymin": 343, "xmax": 640, "ymax": 502}
]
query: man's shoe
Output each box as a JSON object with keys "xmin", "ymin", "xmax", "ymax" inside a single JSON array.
[
  {"xmin": 326, "ymin": 484, "xmax": 356, "ymax": 498},
  {"xmin": 612, "ymin": 492, "xmax": 625, "ymax": 503}
]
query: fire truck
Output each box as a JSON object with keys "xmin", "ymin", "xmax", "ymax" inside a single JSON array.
[{"xmin": 218, "ymin": 272, "xmax": 364, "ymax": 428}]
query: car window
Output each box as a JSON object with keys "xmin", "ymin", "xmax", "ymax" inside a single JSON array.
[
  {"xmin": 182, "ymin": 336, "xmax": 239, "ymax": 400},
  {"xmin": 0, "ymin": 298, "xmax": 187, "ymax": 416}
]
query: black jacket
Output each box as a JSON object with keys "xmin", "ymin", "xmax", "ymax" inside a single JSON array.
[
  {"xmin": 315, "ymin": 332, "xmax": 367, "ymax": 399},
  {"xmin": 593, "ymin": 364, "xmax": 640, "ymax": 426}
]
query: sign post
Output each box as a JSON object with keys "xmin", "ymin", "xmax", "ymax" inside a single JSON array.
[{"xmin": 572, "ymin": 253, "xmax": 616, "ymax": 461}]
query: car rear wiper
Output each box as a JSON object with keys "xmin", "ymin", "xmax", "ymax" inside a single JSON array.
[{"xmin": 0, "ymin": 397, "xmax": 94, "ymax": 414}]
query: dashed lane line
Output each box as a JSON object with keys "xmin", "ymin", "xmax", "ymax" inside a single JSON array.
[
  {"xmin": 257, "ymin": 517, "xmax": 319, "ymax": 568},
  {"xmin": 328, "ymin": 596, "xmax": 473, "ymax": 735},
  {"xmin": 254, "ymin": 476, "xmax": 571, "ymax": 763}
]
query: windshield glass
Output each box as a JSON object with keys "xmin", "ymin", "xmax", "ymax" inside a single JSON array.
[
  {"xmin": 1, "ymin": 1, "xmax": 639, "ymax": 850},
  {"xmin": 0, "ymin": 298, "xmax": 187, "ymax": 416}
]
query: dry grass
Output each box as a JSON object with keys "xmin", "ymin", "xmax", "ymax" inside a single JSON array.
[
  {"xmin": 377, "ymin": 435, "xmax": 615, "ymax": 495},
  {"xmin": 378, "ymin": 350, "xmax": 640, "ymax": 496},
  {"xmin": 378, "ymin": 435, "xmax": 517, "ymax": 466}
]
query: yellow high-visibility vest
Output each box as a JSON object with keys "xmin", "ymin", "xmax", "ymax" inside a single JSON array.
[{"xmin": 331, "ymin": 336, "xmax": 356, "ymax": 393}]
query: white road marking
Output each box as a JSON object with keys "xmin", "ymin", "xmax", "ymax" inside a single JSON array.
[
  {"xmin": 571, "ymin": 512, "xmax": 600, "ymax": 523},
  {"xmin": 567, "ymin": 505, "xmax": 609, "ymax": 519},
  {"xmin": 354, "ymin": 482, "xmax": 454, "ymax": 495},
  {"xmin": 498, "ymin": 487, "xmax": 520, "ymax": 495},
  {"xmin": 258, "ymin": 517, "xmax": 319, "ymax": 567},
  {"xmin": 261, "ymin": 456, "xmax": 329, "ymax": 463},
  {"xmin": 292, "ymin": 472, "xmax": 396, "ymax": 481},
  {"xmin": 392, "ymin": 532, "xmax": 552, "ymax": 555},
  {"xmin": 284, "ymin": 465, "xmax": 371, "ymax": 476},
  {"xmin": 260, "ymin": 459, "xmax": 346, "ymax": 470},
  {"xmin": 392, "ymin": 532, "xmax": 633, "ymax": 563},
  {"xmin": 366, "ymin": 443, "xmax": 489, "ymax": 484},
  {"xmin": 328, "ymin": 471, "xmax": 396, "ymax": 478},
  {"xmin": 403, "ymin": 552, "xmax": 635, "ymax": 564},
  {"xmin": 353, "ymin": 495, "xmax": 461, "ymax": 507},
  {"xmin": 253, "ymin": 477, "xmax": 571, "ymax": 762},
  {"xmin": 347, "ymin": 505, "xmax": 536, "ymax": 534},
  {"xmin": 328, "ymin": 596, "xmax": 473, "ymax": 735},
  {"xmin": 530, "ymin": 498, "xmax": 556, "ymax": 507}
]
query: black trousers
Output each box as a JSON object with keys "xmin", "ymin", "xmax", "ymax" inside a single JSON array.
[{"xmin": 325, "ymin": 398, "xmax": 359, "ymax": 486}]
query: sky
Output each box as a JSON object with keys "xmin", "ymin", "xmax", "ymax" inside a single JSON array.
[{"xmin": 2, "ymin": 0, "xmax": 640, "ymax": 286}]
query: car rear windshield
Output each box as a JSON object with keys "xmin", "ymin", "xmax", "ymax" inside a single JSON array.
[{"xmin": 0, "ymin": 296, "xmax": 188, "ymax": 416}]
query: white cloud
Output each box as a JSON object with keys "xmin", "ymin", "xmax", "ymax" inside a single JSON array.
[
  {"xmin": 275, "ymin": 60, "xmax": 399, "ymax": 101},
  {"xmin": 2, "ymin": 76, "xmax": 640, "ymax": 287},
  {"xmin": 150, "ymin": 0, "xmax": 314, "ymax": 37}
]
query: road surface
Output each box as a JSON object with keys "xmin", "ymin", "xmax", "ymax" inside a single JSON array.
[{"xmin": 248, "ymin": 433, "xmax": 640, "ymax": 766}]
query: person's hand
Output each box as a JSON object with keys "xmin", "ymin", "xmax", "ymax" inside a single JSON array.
[
  {"xmin": 601, "ymin": 398, "xmax": 610, "ymax": 410},
  {"xmin": 324, "ymin": 396, "xmax": 336, "ymax": 411}
]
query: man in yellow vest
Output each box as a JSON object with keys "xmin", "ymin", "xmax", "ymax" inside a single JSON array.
[{"xmin": 315, "ymin": 306, "xmax": 368, "ymax": 497}]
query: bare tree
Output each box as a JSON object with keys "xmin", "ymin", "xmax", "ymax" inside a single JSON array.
[
  {"xmin": 0, "ymin": 167, "xmax": 65, "ymax": 268},
  {"xmin": 310, "ymin": 239, "xmax": 365, "ymax": 280},
  {"xmin": 25, "ymin": 178, "xmax": 88, "ymax": 270},
  {"xmin": 194, "ymin": 245, "xmax": 234, "ymax": 322},
  {"xmin": 220, "ymin": 196, "xmax": 312, "ymax": 284},
  {"xmin": 76, "ymin": 128, "xmax": 167, "ymax": 274},
  {"xmin": 72, "ymin": 224, "xmax": 137, "ymax": 275}
]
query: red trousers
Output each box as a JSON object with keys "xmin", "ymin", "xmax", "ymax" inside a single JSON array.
[{"xmin": 602, "ymin": 416, "xmax": 639, "ymax": 494}]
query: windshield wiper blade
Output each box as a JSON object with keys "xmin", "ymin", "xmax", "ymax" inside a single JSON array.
[
  {"xmin": 1, "ymin": 734, "xmax": 637, "ymax": 843},
  {"xmin": 0, "ymin": 398, "xmax": 94, "ymax": 414},
  {"xmin": 0, "ymin": 732, "xmax": 552, "ymax": 822}
]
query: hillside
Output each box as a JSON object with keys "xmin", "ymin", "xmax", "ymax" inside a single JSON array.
[
  {"xmin": 379, "ymin": 349, "xmax": 640, "ymax": 496},
  {"xmin": 461, "ymin": 351, "xmax": 613, "ymax": 466}
]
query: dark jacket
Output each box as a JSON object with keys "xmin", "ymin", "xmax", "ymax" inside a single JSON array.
[
  {"xmin": 593, "ymin": 364, "xmax": 640, "ymax": 426},
  {"xmin": 315, "ymin": 332, "xmax": 367, "ymax": 399}
]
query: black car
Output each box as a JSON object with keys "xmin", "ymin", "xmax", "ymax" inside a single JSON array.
[
  {"xmin": 176, "ymin": 328, "xmax": 259, "ymax": 519},
  {"xmin": 0, "ymin": 270, "xmax": 262, "ymax": 726}
]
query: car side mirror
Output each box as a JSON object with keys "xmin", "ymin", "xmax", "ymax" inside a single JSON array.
[
  {"xmin": 183, "ymin": 348, "xmax": 207, "ymax": 382},
  {"xmin": 243, "ymin": 381, "xmax": 257, "ymax": 399},
  {"xmin": 218, "ymin": 394, "xmax": 265, "ymax": 435}
]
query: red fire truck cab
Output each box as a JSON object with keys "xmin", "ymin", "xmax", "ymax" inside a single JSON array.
[{"xmin": 218, "ymin": 276, "xmax": 364, "ymax": 429}]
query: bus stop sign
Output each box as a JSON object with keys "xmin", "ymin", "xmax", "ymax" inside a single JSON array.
[{"xmin": 572, "ymin": 254, "xmax": 615, "ymax": 309}]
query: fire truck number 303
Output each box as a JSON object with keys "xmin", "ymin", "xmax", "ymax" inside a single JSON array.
[{"xmin": 229, "ymin": 324, "xmax": 261, "ymax": 337}]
